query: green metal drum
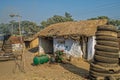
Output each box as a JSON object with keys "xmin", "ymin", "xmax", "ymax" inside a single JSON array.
[
  {"xmin": 33, "ymin": 56, "xmax": 40, "ymax": 65},
  {"xmin": 33, "ymin": 54, "xmax": 49, "ymax": 65}
]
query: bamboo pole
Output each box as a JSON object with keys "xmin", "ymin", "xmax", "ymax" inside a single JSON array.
[
  {"xmin": 11, "ymin": 14, "xmax": 25, "ymax": 73},
  {"xmin": 18, "ymin": 15, "xmax": 25, "ymax": 73}
]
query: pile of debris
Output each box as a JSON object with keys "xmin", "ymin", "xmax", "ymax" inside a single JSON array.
[{"xmin": 89, "ymin": 25, "xmax": 120, "ymax": 79}]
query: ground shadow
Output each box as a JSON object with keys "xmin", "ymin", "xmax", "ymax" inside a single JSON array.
[
  {"xmin": 28, "ymin": 46, "xmax": 38, "ymax": 53},
  {"xmin": 60, "ymin": 62, "xmax": 89, "ymax": 79}
]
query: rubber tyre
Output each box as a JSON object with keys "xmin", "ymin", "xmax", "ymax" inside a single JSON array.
[
  {"xmin": 95, "ymin": 45, "xmax": 119, "ymax": 53},
  {"xmin": 0, "ymin": 43, "xmax": 3, "ymax": 45},
  {"xmin": 4, "ymin": 42, "xmax": 11, "ymax": 45},
  {"xmin": 90, "ymin": 64, "xmax": 107, "ymax": 73},
  {"xmin": 4, "ymin": 49, "xmax": 12, "ymax": 52},
  {"xmin": 90, "ymin": 63, "xmax": 120, "ymax": 73},
  {"xmin": 96, "ymin": 40, "xmax": 119, "ymax": 48},
  {"xmin": 95, "ymin": 50, "xmax": 119, "ymax": 58},
  {"xmin": 97, "ymin": 25, "xmax": 117, "ymax": 32},
  {"xmin": 94, "ymin": 55, "xmax": 119, "ymax": 64},
  {"xmin": 3, "ymin": 44, "xmax": 12, "ymax": 47},
  {"xmin": 93, "ymin": 62, "xmax": 119, "ymax": 67},
  {"xmin": 90, "ymin": 70, "xmax": 120, "ymax": 78},
  {"xmin": 96, "ymin": 31, "xmax": 117, "ymax": 37},
  {"xmin": 4, "ymin": 46, "xmax": 12, "ymax": 48},
  {"xmin": 96, "ymin": 36, "xmax": 118, "ymax": 42},
  {"xmin": 89, "ymin": 75, "xmax": 97, "ymax": 80}
]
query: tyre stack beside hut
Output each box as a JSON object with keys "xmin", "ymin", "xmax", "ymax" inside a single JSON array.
[
  {"xmin": 0, "ymin": 40, "xmax": 3, "ymax": 51},
  {"xmin": 89, "ymin": 25, "xmax": 120, "ymax": 80},
  {"xmin": 2, "ymin": 36, "xmax": 13, "ymax": 57},
  {"xmin": 0, "ymin": 34, "xmax": 5, "ymax": 56},
  {"xmin": 118, "ymin": 30, "xmax": 120, "ymax": 68},
  {"xmin": 3, "ymin": 40, "xmax": 12, "ymax": 53}
]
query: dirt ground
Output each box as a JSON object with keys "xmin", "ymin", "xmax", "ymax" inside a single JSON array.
[{"xmin": 0, "ymin": 50, "xmax": 90, "ymax": 80}]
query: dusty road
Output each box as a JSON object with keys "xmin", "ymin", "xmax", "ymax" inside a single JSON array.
[{"xmin": 0, "ymin": 50, "xmax": 90, "ymax": 80}]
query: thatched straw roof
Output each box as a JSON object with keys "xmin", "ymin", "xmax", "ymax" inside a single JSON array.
[
  {"xmin": 39, "ymin": 19, "xmax": 107, "ymax": 37},
  {"xmin": 24, "ymin": 32, "xmax": 39, "ymax": 41},
  {"xmin": 9, "ymin": 36, "xmax": 24, "ymax": 44}
]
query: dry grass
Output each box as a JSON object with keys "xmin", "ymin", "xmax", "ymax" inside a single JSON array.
[{"xmin": 0, "ymin": 50, "xmax": 90, "ymax": 80}]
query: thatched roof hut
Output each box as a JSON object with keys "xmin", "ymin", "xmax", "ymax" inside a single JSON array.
[
  {"xmin": 24, "ymin": 32, "xmax": 39, "ymax": 49},
  {"xmin": 24, "ymin": 32, "xmax": 39, "ymax": 41},
  {"xmin": 39, "ymin": 19, "xmax": 107, "ymax": 37},
  {"xmin": 9, "ymin": 36, "xmax": 24, "ymax": 44}
]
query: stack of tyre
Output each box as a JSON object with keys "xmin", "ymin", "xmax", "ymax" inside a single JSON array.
[
  {"xmin": 89, "ymin": 25, "xmax": 120, "ymax": 80},
  {"xmin": 0, "ymin": 41, "xmax": 3, "ymax": 51},
  {"xmin": 3, "ymin": 40, "xmax": 12, "ymax": 53},
  {"xmin": 0, "ymin": 35, "xmax": 4, "ymax": 51},
  {"xmin": 0, "ymin": 40, "xmax": 4, "ymax": 55}
]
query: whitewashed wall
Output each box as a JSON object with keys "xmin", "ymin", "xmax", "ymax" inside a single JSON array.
[
  {"xmin": 87, "ymin": 36, "xmax": 96, "ymax": 60},
  {"xmin": 39, "ymin": 38, "xmax": 45, "ymax": 53},
  {"xmin": 53, "ymin": 38, "xmax": 83, "ymax": 57},
  {"xmin": 39, "ymin": 36, "xmax": 96, "ymax": 60},
  {"xmin": 12, "ymin": 43, "xmax": 23, "ymax": 52}
]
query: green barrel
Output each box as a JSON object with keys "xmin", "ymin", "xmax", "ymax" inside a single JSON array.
[
  {"xmin": 33, "ymin": 56, "xmax": 40, "ymax": 65},
  {"xmin": 33, "ymin": 54, "xmax": 49, "ymax": 65},
  {"xmin": 43, "ymin": 55, "xmax": 49, "ymax": 63},
  {"xmin": 39, "ymin": 55, "xmax": 49, "ymax": 64}
]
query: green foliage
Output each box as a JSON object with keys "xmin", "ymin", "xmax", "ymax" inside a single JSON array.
[
  {"xmin": 108, "ymin": 19, "xmax": 120, "ymax": 26},
  {"xmin": 41, "ymin": 12, "xmax": 74, "ymax": 27},
  {"xmin": 0, "ymin": 23, "xmax": 11, "ymax": 34},
  {"xmin": 88, "ymin": 16, "xmax": 120, "ymax": 28},
  {"xmin": 88, "ymin": 16, "xmax": 109, "ymax": 20},
  {"xmin": 21, "ymin": 21, "xmax": 40, "ymax": 34},
  {"xmin": 55, "ymin": 50, "xmax": 64, "ymax": 63},
  {"xmin": 0, "ymin": 20, "xmax": 41, "ymax": 36},
  {"xmin": 55, "ymin": 50, "xmax": 64, "ymax": 56}
]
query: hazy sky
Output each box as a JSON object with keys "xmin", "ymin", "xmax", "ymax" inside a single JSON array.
[{"xmin": 0, "ymin": 0, "xmax": 120, "ymax": 25}]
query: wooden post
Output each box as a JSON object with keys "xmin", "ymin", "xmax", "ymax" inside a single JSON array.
[
  {"xmin": 13, "ymin": 15, "xmax": 25, "ymax": 73},
  {"xmin": 10, "ymin": 14, "xmax": 25, "ymax": 73},
  {"xmin": 81, "ymin": 36, "xmax": 87, "ymax": 59},
  {"xmin": 18, "ymin": 15, "xmax": 25, "ymax": 73}
]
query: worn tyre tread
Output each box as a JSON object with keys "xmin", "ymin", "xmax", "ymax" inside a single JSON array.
[
  {"xmin": 90, "ymin": 63, "xmax": 120, "ymax": 73},
  {"xmin": 96, "ymin": 31, "xmax": 117, "ymax": 37},
  {"xmin": 95, "ymin": 45, "xmax": 119, "ymax": 53},
  {"xmin": 94, "ymin": 55, "xmax": 119, "ymax": 64},
  {"xmin": 90, "ymin": 70, "xmax": 120, "ymax": 78},
  {"xmin": 96, "ymin": 36, "xmax": 118, "ymax": 42},
  {"xmin": 95, "ymin": 50, "xmax": 119, "ymax": 58},
  {"xmin": 96, "ymin": 40, "xmax": 119, "ymax": 48},
  {"xmin": 97, "ymin": 25, "xmax": 117, "ymax": 32}
]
